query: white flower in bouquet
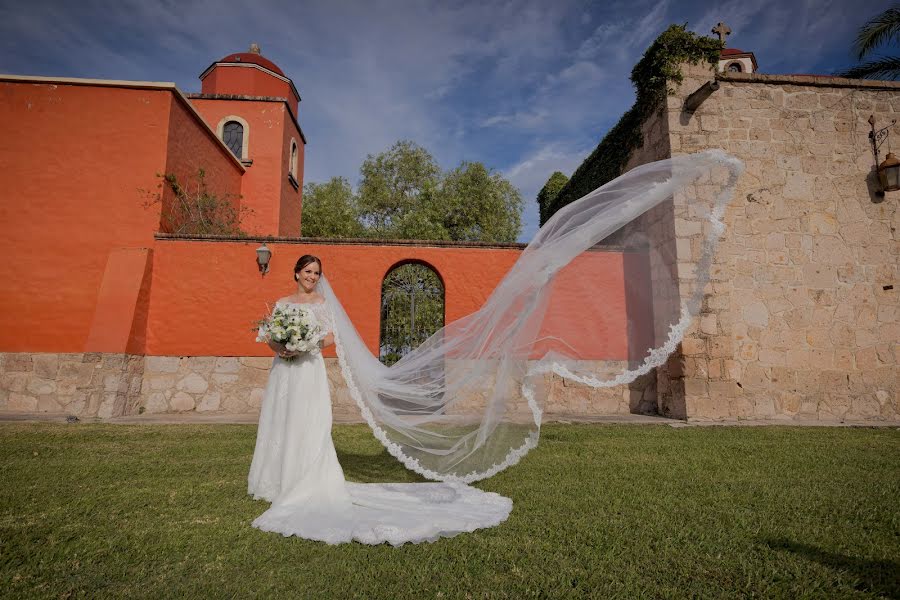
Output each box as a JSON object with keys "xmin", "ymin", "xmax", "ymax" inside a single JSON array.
[{"xmin": 256, "ymin": 304, "xmax": 325, "ymax": 360}]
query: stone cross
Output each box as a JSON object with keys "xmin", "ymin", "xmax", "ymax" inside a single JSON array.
[
  {"xmin": 712, "ymin": 22, "xmax": 731, "ymax": 43},
  {"xmin": 249, "ymin": 43, "xmax": 261, "ymax": 55}
]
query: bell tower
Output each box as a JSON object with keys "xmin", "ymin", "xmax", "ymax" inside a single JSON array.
[
  {"xmin": 190, "ymin": 45, "xmax": 306, "ymax": 236},
  {"xmin": 712, "ymin": 23, "xmax": 758, "ymax": 74}
]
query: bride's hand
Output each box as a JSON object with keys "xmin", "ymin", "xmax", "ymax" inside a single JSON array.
[{"xmin": 268, "ymin": 340, "xmax": 299, "ymax": 359}]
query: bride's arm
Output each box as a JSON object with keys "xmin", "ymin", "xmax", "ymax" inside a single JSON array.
[{"xmin": 320, "ymin": 332, "xmax": 334, "ymax": 349}]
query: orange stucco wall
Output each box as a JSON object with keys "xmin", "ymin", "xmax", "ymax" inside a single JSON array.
[
  {"xmin": 201, "ymin": 67, "xmax": 299, "ymax": 116},
  {"xmin": 162, "ymin": 97, "xmax": 245, "ymax": 228},
  {"xmin": 0, "ymin": 80, "xmax": 243, "ymax": 353},
  {"xmin": 0, "ymin": 81, "xmax": 637, "ymax": 363},
  {"xmin": 279, "ymin": 114, "xmax": 304, "ymax": 236},
  {"xmin": 145, "ymin": 239, "xmax": 638, "ymax": 361},
  {"xmin": 190, "ymin": 98, "xmax": 302, "ymax": 236},
  {"xmin": 0, "ymin": 82, "xmax": 169, "ymax": 352}
]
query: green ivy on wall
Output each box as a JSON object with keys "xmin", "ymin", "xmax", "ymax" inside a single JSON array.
[{"xmin": 546, "ymin": 25, "xmax": 722, "ymax": 220}]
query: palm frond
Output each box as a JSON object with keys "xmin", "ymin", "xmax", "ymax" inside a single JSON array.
[
  {"xmin": 839, "ymin": 55, "xmax": 900, "ymax": 80},
  {"xmin": 853, "ymin": 6, "xmax": 900, "ymax": 60}
]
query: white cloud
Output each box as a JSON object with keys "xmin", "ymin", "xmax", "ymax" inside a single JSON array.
[{"xmin": 504, "ymin": 141, "xmax": 593, "ymax": 240}]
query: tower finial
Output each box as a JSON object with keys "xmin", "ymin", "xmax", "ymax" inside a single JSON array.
[
  {"xmin": 711, "ymin": 22, "xmax": 731, "ymax": 44},
  {"xmin": 249, "ymin": 43, "xmax": 261, "ymax": 55}
]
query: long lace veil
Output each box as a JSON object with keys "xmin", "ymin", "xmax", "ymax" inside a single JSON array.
[{"xmin": 319, "ymin": 150, "xmax": 743, "ymax": 483}]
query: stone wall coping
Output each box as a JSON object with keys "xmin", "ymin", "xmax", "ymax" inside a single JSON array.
[
  {"xmin": 155, "ymin": 232, "xmax": 641, "ymax": 253},
  {"xmin": 718, "ymin": 72, "xmax": 900, "ymax": 90}
]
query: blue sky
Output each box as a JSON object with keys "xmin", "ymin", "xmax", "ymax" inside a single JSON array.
[{"xmin": 1, "ymin": 0, "xmax": 894, "ymax": 240}]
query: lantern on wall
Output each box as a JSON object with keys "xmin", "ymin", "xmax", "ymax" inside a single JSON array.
[
  {"xmin": 256, "ymin": 243, "xmax": 272, "ymax": 276},
  {"xmin": 869, "ymin": 115, "xmax": 899, "ymax": 195},
  {"xmin": 878, "ymin": 152, "xmax": 900, "ymax": 193}
]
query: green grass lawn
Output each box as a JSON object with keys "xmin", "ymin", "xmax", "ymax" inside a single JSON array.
[{"xmin": 0, "ymin": 423, "xmax": 898, "ymax": 599}]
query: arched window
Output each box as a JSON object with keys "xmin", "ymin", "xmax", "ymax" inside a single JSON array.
[
  {"xmin": 216, "ymin": 116, "xmax": 250, "ymax": 162},
  {"xmin": 727, "ymin": 61, "xmax": 742, "ymax": 73},
  {"xmin": 223, "ymin": 121, "xmax": 243, "ymax": 157},
  {"xmin": 288, "ymin": 138, "xmax": 299, "ymax": 189},
  {"xmin": 379, "ymin": 262, "xmax": 445, "ymax": 365}
]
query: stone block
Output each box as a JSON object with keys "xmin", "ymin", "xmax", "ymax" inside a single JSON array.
[
  {"xmin": 2, "ymin": 354, "xmax": 33, "ymax": 372},
  {"xmin": 97, "ymin": 393, "xmax": 124, "ymax": 419},
  {"xmin": 184, "ymin": 357, "xmax": 216, "ymax": 373},
  {"xmin": 1, "ymin": 372, "xmax": 29, "ymax": 392},
  {"xmin": 855, "ymin": 347, "xmax": 878, "ymax": 371},
  {"xmin": 37, "ymin": 395, "xmax": 63, "ymax": 413},
  {"xmin": 699, "ymin": 314, "xmax": 718, "ymax": 335},
  {"xmin": 67, "ymin": 394, "xmax": 87, "ymax": 416},
  {"xmin": 143, "ymin": 393, "xmax": 169, "ymax": 414},
  {"xmin": 240, "ymin": 357, "xmax": 273, "ymax": 370},
  {"xmin": 32, "ymin": 354, "xmax": 59, "ymax": 379},
  {"xmin": 145, "ymin": 356, "xmax": 181, "ymax": 373},
  {"xmin": 58, "ymin": 362, "xmax": 95, "ymax": 386},
  {"xmin": 758, "ymin": 349, "xmax": 786, "ymax": 367},
  {"xmin": 196, "ymin": 392, "xmax": 221, "ymax": 412},
  {"xmin": 742, "ymin": 302, "xmax": 769, "ymax": 327},
  {"xmin": 248, "ymin": 388, "xmax": 265, "ymax": 409},
  {"xmin": 26, "ymin": 378, "xmax": 56, "ymax": 396},
  {"xmin": 802, "ymin": 264, "xmax": 838, "ymax": 288},
  {"xmin": 214, "ymin": 357, "xmax": 241, "ymax": 374},
  {"xmin": 775, "ymin": 391, "xmax": 802, "ymax": 415},
  {"xmin": 147, "ymin": 375, "xmax": 177, "ymax": 391},
  {"xmin": 8, "ymin": 392, "xmax": 38, "ymax": 411},
  {"xmin": 211, "ymin": 373, "xmax": 240, "ymax": 388},
  {"xmin": 221, "ymin": 393, "xmax": 249, "ymax": 413},
  {"xmin": 100, "ymin": 354, "xmax": 126, "ymax": 369},
  {"xmin": 170, "ymin": 392, "xmax": 195, "ymax": 412},
  {"xmin": 177, "ymin": 373, "xmax": 209, "ymax": 395},
  {"xmin": 753, "ymin": 395, "xmax": 777, "ymax": 418},
  {"xmin": 104, "ymin": 373, "xmax": 126, "ymax": 393},
  {"xmin": 238, "ymin": 366, "xmax": 270, "ymax": 388}
]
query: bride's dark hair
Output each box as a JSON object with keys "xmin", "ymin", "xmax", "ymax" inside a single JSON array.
[{"xmin": 294, "ymin": 255, "xmax": 323, "ymax": 281}]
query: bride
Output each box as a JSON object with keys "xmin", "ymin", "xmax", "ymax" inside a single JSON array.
[
  {"xmin": 248, "ymin": 150, "xmax": 743, "ymax": 545},
  {"xmin": 248, "ymin": 255, "xmax": 513, "ymax": 545}
]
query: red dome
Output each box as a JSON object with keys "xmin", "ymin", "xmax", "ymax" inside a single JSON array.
[
  {"xmin": 721, "ymin": 48, "xmax": 746, "ymax": 56},
  {"xmin": 217, "ymin": 52, "xmax": 285, "ymax": 76}
]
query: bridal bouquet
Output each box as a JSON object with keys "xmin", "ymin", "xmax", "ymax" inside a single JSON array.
[{"xmin": 256, "ymin": 305, "xmax": 325, "ymax": 360}]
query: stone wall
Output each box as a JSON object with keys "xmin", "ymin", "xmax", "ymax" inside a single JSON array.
[
  {"xmin": 0, "ymin": 352, "xmax": 649, "ymax": 421},
  {"xmin": 662, "ymin": 65, "xmax": 899, "ymax": 421},
  {"xmin": 0, "ymin": 352, "xmax": 143, "ymax": 418}
]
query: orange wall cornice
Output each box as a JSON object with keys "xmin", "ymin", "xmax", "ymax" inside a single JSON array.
[
  {"xmin": 0, "ymin": 74, "xmax": 246, "ymax": 173},
  {"xmin": 153, "ymin": 232, "xmax": 639, "ymax": 253},
  {"xmin": 186, "ymin": 93, "xmax": 307, "ymax": 144},
  {"xmin": 155, "ymin": 232, "xmax": 531, "ymax": 250},
  {"xmin": 198, "ymin": 62, "xmax": 301, "ymax": 103}
]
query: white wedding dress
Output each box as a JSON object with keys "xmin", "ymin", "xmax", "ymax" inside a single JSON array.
[{"xmin": 247, "ymin": 301, "xmax": 512, "ymax": 545}]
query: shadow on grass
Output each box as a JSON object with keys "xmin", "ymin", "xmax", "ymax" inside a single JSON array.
[
  {"xmin": 764, "ymin": 538, "xmax": 900, "ymax": 599},
  {"xmin": 336, "ymin": 449, "xmax": 426, "ymax": 484}
]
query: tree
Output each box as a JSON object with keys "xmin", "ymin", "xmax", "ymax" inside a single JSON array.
[
  {"xmin": 300, "ymin": 177, "xmax": 365, "ymax": 238},
  {"xmin": 437, "ymin": 161, "xmax": 522, "ymax": 243},
  {"xmin": 537, "ymin": 171, "xmax": 569, "ymax": 226},
  {"xmin": 301, "ymin": 140, "xmax": 523, "ymax": 243},
  {"xmin": 839, "ymin": 6, "xmax": 900, "ymax": 80},
  {"xmin": 357, "ymin": 140, "xmax": 442, "ymax": 237}
]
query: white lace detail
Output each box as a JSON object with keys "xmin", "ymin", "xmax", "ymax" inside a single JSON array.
[{"xmin": 333, "ymin": 327, "xmax": 541, "ymax": 484}]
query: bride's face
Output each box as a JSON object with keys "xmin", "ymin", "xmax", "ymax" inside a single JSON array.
[{"xmin": 297, "ymin": 262, "xmax": 321, "ymax": 293}]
